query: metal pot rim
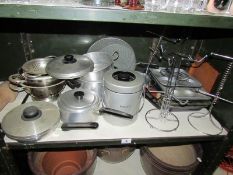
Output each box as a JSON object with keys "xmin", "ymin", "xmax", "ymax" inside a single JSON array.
[{"xmin": 21, "ymin": 80, "xmax": 65, "ymax": 88}]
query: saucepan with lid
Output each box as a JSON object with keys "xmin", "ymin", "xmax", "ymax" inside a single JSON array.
[{"xmin": 58, "ymin": 89, "xmax": 134, "ymax": 131}]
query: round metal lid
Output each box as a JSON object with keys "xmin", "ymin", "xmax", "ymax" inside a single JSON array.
[
  {"xmin": 46, "ymin": 54, "xmax": 94, "ymax": 79},
  {"xmin": 103, "ymin": 69, "xmax": 145, "ymax": 93},
  {"xmin": 1, "ymin": 101, "xmax": 60, "ymax": 142},
  {"xmin": 83, "ymin": 52, "xmax": 113, "ymax": 72},
  {"xmin": 87, "ymin": 37, "xmax": 136, "ymax": 70},
  {"xmin": 22, "ymin": 57, "xmax": 55, "ymax": 75},
  {"xmin": 57, "ymin": 89, "xmax": 99, "ymax": 112}
]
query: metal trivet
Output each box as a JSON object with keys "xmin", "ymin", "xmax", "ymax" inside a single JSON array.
[{"xmin": 188, "ymin": 61, "xmax": 233, "ymax": 135}]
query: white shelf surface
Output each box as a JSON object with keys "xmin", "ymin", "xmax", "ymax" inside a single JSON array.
[{"xmin": 0, "ymin": 88, "xmax": 227, "ymax": 145}]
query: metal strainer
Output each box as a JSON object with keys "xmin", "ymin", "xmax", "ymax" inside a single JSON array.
[{"xmin": 22, "ymin": 56, "xmax": 56, "ymax": 75}]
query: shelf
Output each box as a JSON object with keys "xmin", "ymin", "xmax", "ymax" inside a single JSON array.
[
  {"xmin": 0, "ymin": 88, "xmax": 227, "ymax": 149},
  {"xmin": 0, "ymin": 4, "xmax": 233, "ymax": 29}
]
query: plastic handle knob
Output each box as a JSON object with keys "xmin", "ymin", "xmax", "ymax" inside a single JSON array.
[
  {"xmin": 74, "ymin": 91, "xmax": 84, "ymax": 100},
  {"xmin": 22, "ymin": 106, "xmax": 41, "ymax": 119},
  {"xmin": 63, "ymin": 54, "xmax": 77, "ymax": 64}
]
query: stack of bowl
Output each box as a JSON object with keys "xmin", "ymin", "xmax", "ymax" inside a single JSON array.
[{"xmin": 9, "ymin": 56, "xmax": 65, "ymax": 101}]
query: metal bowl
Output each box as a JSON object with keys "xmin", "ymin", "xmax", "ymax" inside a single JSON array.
[
  {"xmin": 22, "ymin": 81, "xmax": 66, "ymax": 101},
  {"xmin": 9, "ymin": 56, "xmax": 61, "ymax": 87}
]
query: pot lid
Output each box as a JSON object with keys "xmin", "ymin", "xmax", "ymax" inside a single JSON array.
[
  {"xmin": 104, "ymin": 70, "xmax": 145, "ymax": 93},
  {"xmin": 22, "ymin": 57, "xmax": 55, "ymax": 75},
  {"xmin": 58, "ymin": 89, "xmax": 99, "ymax": 112},
  {"xmin": 46, "ymin": 54, "xmax": 94, "ymax": 79},
  {"xmin": 83, "ymin": 52, "xmax": 113, "ymax": 72},
  {"xmin": 1, "ymin": 101, "xmax": 60, "ymax": 142}
]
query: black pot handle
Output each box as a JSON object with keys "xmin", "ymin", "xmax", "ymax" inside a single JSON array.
[
  {"xmin": 99, "ymin": 107, "xmax": 133, "ymax": 119},
  {"xmin": 61, "ymin": 122, "xmax": 99, "ymax": 131}
]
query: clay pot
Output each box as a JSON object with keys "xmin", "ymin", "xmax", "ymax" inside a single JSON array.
[
  {"xmin": 97, "ymin": 147, "xmax": 135, "ymax": 163},
  {"xmin": 28, "ymin": 149, "xmax": 97, "ymax": 175},
  {"xmin": 140, "ymin": 144, "xmax": 202, "ymax": 175}
]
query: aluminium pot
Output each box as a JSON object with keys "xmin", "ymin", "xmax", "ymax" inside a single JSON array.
[
  {"xmin": 103, "ymin": 70, "xmax": 144, "ymax": 126},
  {"xmin": 58, "ymin": 89, "xmax": 133, "ymax": 127},
  {"xmin": 58, "ymin": 89, "xmax": 101, "ymax": 123},
  {"xmin": 22, "ymin": 80, "xmax": 66, "ymax": 102},
  {"xmin": 97, "ymin": 147, "xmax": 135, "ymax": 163},
  {"xmin": 78, "ymin": 52, "xmax": 113, "ymax": 98},
  {"xmin": 81, "ymin": 52, "xmax": 113, "ymax": 82}
]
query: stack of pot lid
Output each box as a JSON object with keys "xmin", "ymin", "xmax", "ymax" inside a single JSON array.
[
  {"xmin": 104, "ymin": 69, "xmax": 145, "ymax": 93},
  {"xmin": 1, "ymin": 101, "xmax": 60, "ymax": 142},
  {"xmin": 46, "ymin": 54, "xmax": 94, "ymax": 79}
]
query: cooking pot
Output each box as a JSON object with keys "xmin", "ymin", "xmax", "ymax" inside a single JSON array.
[
  {"xmin": 58, "ymin": 89, "xmax": 101, "ymax": 123},
  {"xmin": 58, "ymin": 89, "xmax": 133, "ymax": 130},
  {"xmin": 9, "ymin": 56, "xmax": 61, "ymax": 87},
  {"xmin": 8, "ymin": 57, "xmax": 66, "ymax": 101},
  {"xmin": 81, "ymin": 52, "xmax": 113, "ymax": 82},
  {"xmin": 78, "ymin": 52, "xmax": 113, "ymax": 98},
  {"xmin": 103, "ymin": 70, "xmax": 145, "ymax": 126},
  {"xmin": 98, "ymin": 147, "xmax": 135, "ymax": 163},
  {"xmin": 22, "ymin": 81, "xmax": 66, "ymax": 101}
]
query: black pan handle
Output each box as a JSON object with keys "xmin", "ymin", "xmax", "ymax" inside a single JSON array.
[
  {"xmin": 61, "ymin": 122, "xmax": 99, "ymax": 131},
  {"xmin": 99, "ymin": 107, "xmax": 133, "ymax": 119}
]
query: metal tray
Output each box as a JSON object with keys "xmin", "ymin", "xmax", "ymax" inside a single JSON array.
[{"xmin": 149, "ymin": 67, "xmax": 202, "ymax": 88}]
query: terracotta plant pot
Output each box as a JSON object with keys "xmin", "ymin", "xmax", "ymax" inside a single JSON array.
[{"xmin": 28, "ymin": 149, "xmax": 97, "ymax": 175}]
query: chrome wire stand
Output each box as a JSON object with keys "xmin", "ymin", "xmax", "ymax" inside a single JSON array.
[
  {"xmin": 145, "ymin": 57, "xmax": 180, "ymax": 132},
  {"xmin": 188, "ymin": 61, "xmax": 233, "ymax": 135}
]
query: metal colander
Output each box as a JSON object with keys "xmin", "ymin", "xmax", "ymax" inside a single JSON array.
[{"xmin": 22, "ymin": 56, "xmax": 55, "ymax": 75}]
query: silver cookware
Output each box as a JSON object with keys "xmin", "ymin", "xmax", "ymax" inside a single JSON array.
[
  {"xmin": 103, "ymin": 70, "xmax": 145, "ymax": 126},
  {"xmin": 9, "ymin": 57, "xmax": 66, "ymax": 101},
  {"xmin": 78, "ymin": 52, "xmax": 113, "ymax": 98},
  {"xmin": 81, "ymin": 52, "xmax": 113, "ymax": 82},
  {"xmin": 46, "ymin": 54, "xmax": 94, "ymax": 79},
  {"xmin": 58, "ymin": 89, "xmax": 133, "ymax": 129},
  {"xmin": 1, "ymin": 101, "xmax": 60, "ymax": 142},
  {"xmin": 22, "ymin": 80, "xmax": 66, "ymax": 102},
  {"xmin": 10, "ymin": 56, "xmax": 60, "ymax": 87},
  {"xmin": 9, "ymin": 56, "xmax": 61, "ymax": 86}
]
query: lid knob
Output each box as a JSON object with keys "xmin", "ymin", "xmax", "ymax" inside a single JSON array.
[
  {"xmin": 63, "ymin": 55, "xmax": 77, "ymax": 64},
  {"xmin": 22, "ymin": 106, "xmax": 42, "ymax": 120},
  {"xmin": 74, "ymin": 91, "xmax": 84, "ymax": 100},
  {"xmin": 112, "ymin": 71, "xmax": 136, "ymax": 82}
]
